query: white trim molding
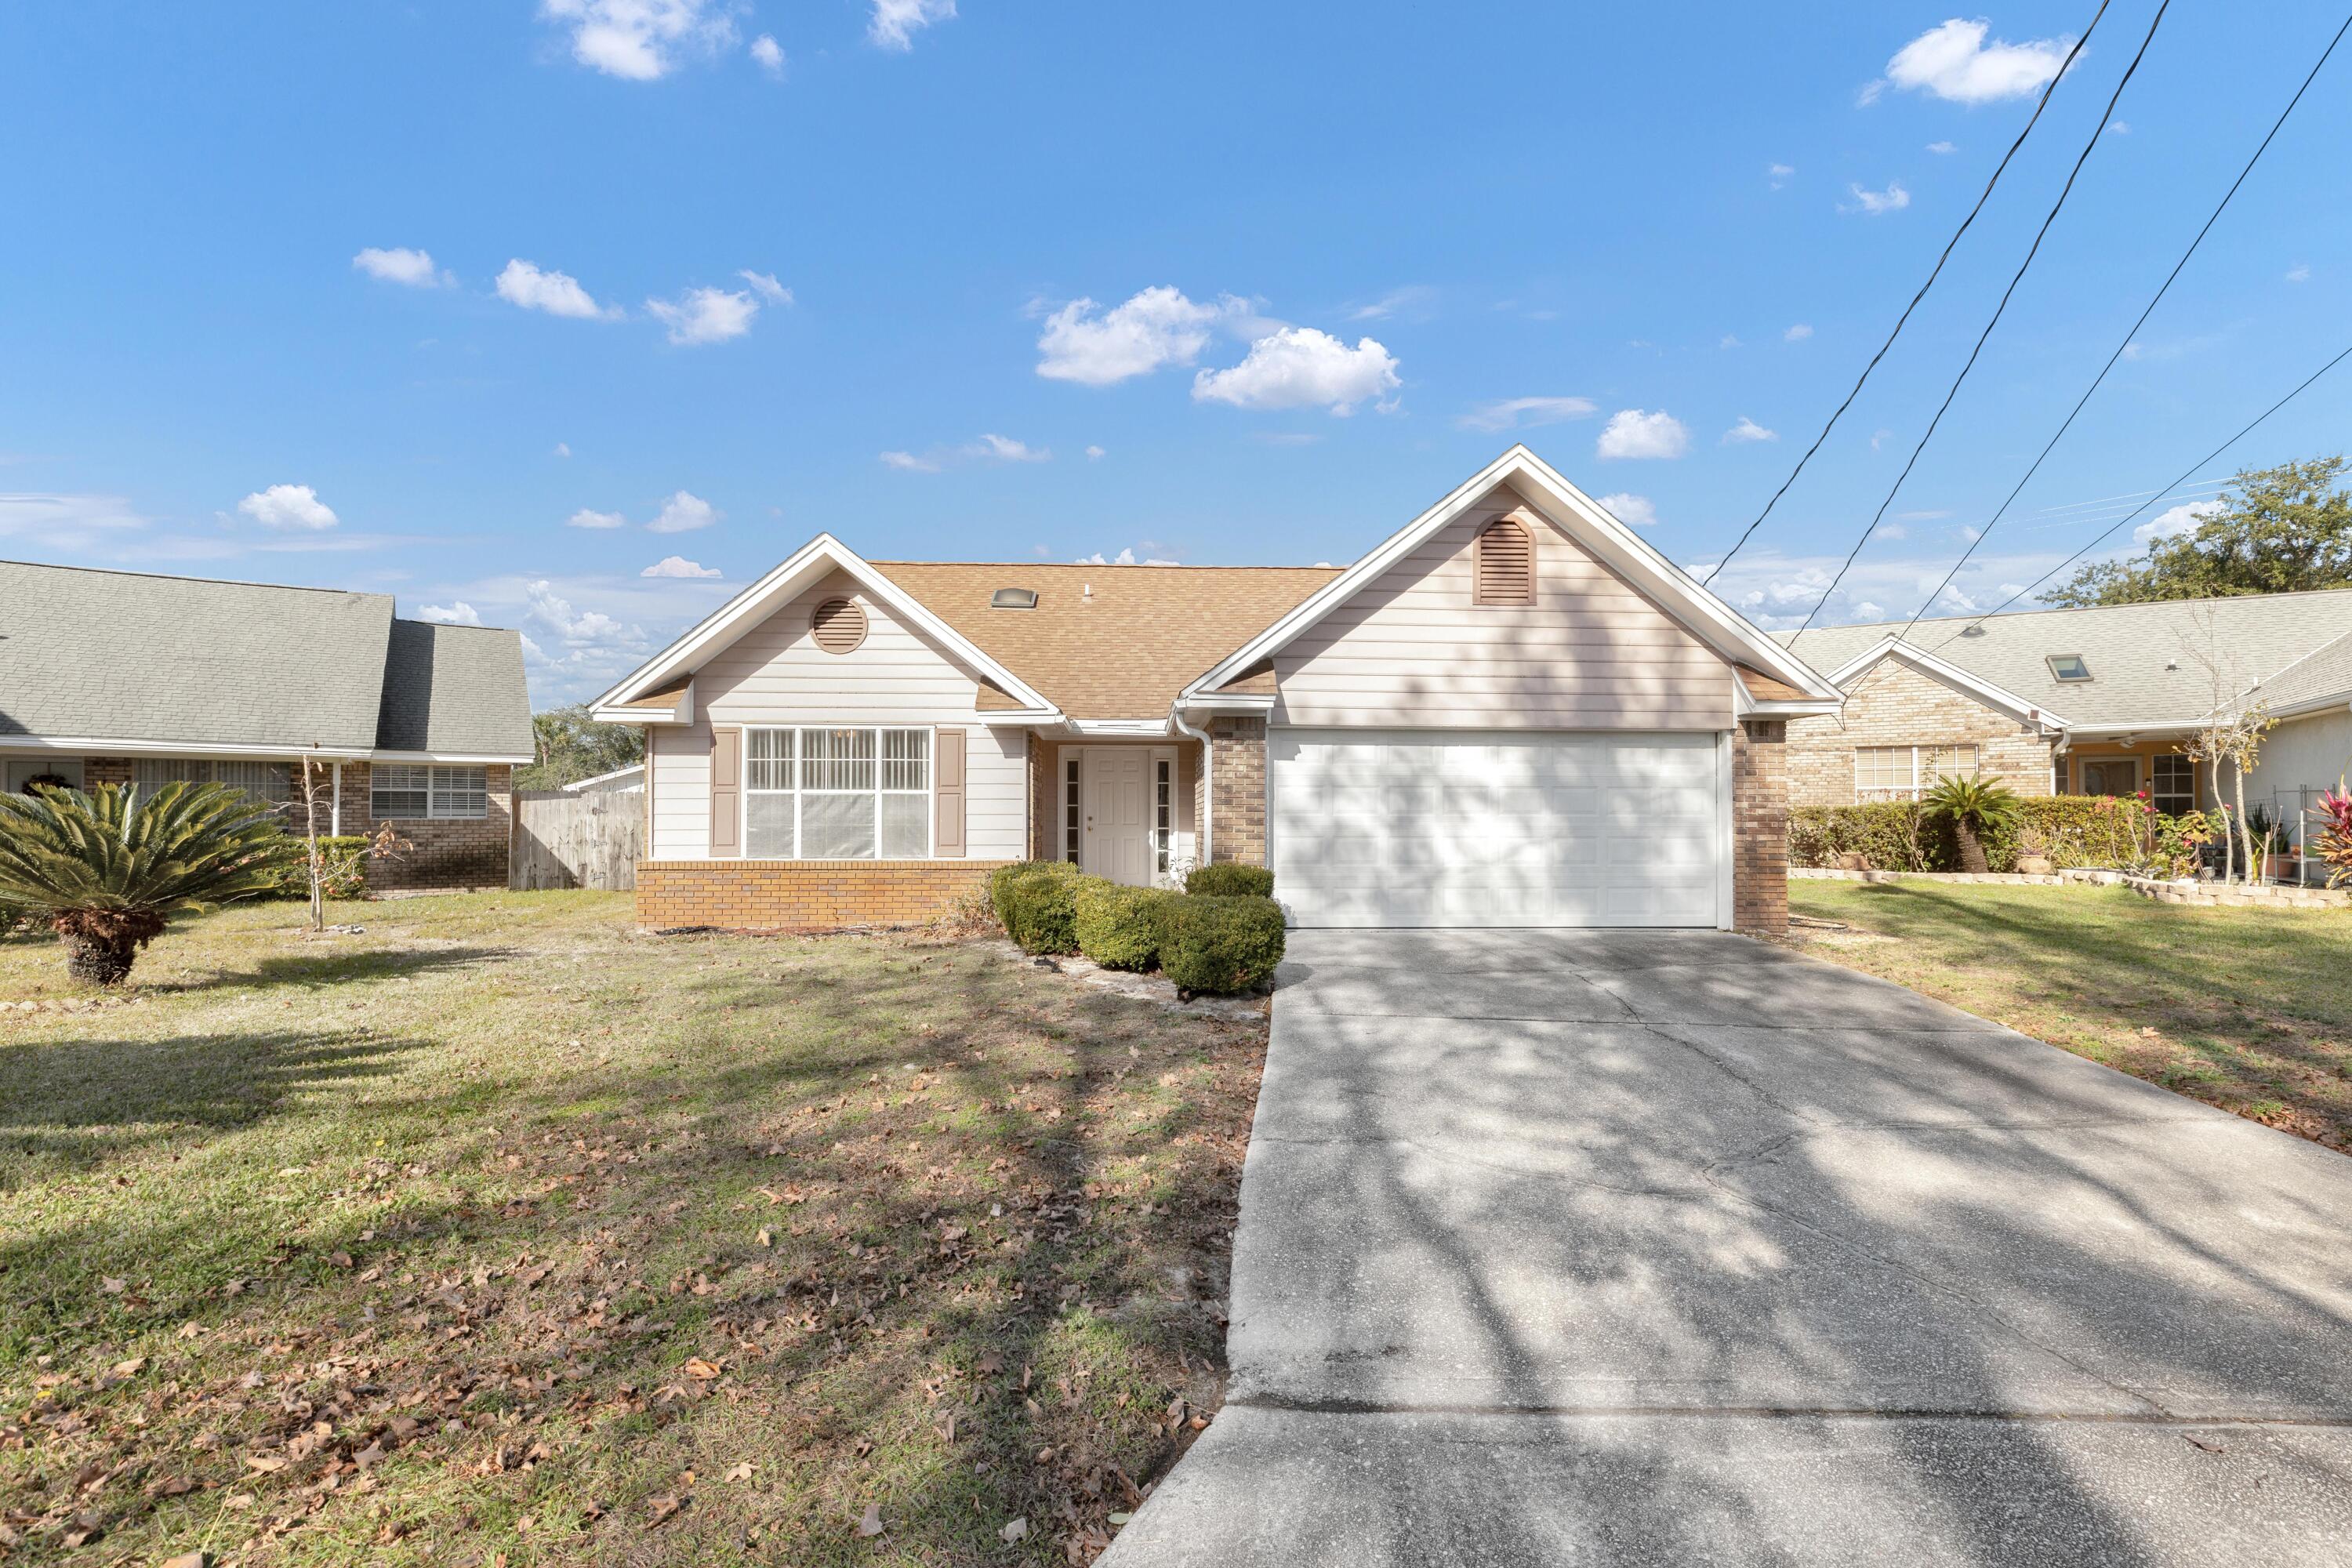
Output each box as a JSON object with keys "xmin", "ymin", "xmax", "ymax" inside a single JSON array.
[{"xmin": 0, "ymin": 736, "xmax": 532, "ymax": 765}]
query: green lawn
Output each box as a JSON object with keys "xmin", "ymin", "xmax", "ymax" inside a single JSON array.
[
  {"xmin": 0, "ymin": 892, "xmax": 1265, "ymax": 1565},
  {"xmin": 1788, "ymin": 880, "xmax": 2352, "ymax": 1152}
]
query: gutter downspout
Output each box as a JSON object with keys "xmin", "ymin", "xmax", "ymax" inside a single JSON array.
[{"xmin": 1171, "ymin": 706, "xmax": 1212, "ymax": 866}]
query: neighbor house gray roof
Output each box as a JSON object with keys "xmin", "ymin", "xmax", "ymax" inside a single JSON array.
[
  {"xmin": 0, "ymin": 561, "xmax": 533, "ymax": 760},
  {"xmin": 2251, "ymin": 628, "xmax": 2352, "ymax": 717},
  {"xmin": 1780, "ymin": 587, "xmax": 2352, "ymax": 731}
]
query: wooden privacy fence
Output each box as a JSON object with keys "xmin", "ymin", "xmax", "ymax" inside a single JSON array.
[{"xmin": 510, "ymin": 789, "xmax": 641, "ymax": 891}]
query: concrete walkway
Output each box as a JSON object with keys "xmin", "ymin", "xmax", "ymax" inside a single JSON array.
[{"xmin": 1102, "ymin": 930, "xmax": 2352, "ymax": 1566}]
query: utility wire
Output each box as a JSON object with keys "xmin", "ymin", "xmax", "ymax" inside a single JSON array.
[
  {"xmin": 1926, "ymin": 340, "xmax": 2352, "ymax": 648},
  {"xmin": 1791, "ymin": 0, "xmax": 2172, "ymax": 635},
  {"xmin": 1700, "ymin": 0, "xmax": 2112, "ymax": 587},
  {"xmin": 1889, "ymin": 9, "xmax": 2352, "ymax": 648}
]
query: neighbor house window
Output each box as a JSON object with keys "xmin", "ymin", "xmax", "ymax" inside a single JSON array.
[
  {"xmin": 2152, "ymin": 753, "xmax": 2194, "ymax": 816},
  {"xmin": 2079, "ymin": 757, "xmax": 2136, "ymax": 798},
  {"xmin": 1064, "ymin": 757, "xmax": 1082, "ymax": 863},
  {"xmin": 741, "ymin": 726, "xmax": 929, "ymax": 860},
  {"xmin": 372, "ymin": 764, "xmax": 488, "ymax": 820},
  {"xmin": 1853, "ymin": 745, "xmax": 1979, "ymax": 803},
  {"xmin": 1154, "ymin": 758, "xmax": 1173, "ymax": 875},
  {"xmin": 134, "ymin": 757, "xmax": 294, "ymax": 818}
]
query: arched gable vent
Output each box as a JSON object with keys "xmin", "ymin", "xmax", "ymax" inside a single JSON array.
[
  {"xmin": 1473, "ymin": 517, "xmax": 1535, "ymax": 606},
  {"xmin": 811, "ymin": 597, "xmax": 869, "ymax": 655}
]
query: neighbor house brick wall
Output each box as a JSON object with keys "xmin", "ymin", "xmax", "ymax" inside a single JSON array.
[
  {"xmin": 1787, "ymin": 659, "xmax": 2056, "ymax": 808},
  {"xmin": 1733, "ymin": 719, "xmax": 1789, "ymax": 935},
  {"xmin": 1025, "ymin": 732, "xmax": 1051, "ymax": 862},
  {"xmin": 339, "ymin": 761, "xmax": 516, "ymax": 891},
  {"xmin": 1207, "ymin": 717, "xmax": 1266, "ymax": 866},
  {"xmin": 635, "ymin": 859, "xmax": 1008, "ymax": 931},
  {"xmin": 82, "ymin": 757, "xmax": 131, "ymax": 788}
]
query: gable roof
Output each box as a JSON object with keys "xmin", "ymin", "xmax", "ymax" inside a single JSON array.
[
  {"xmin": 870, "ymin": 561, "xmax": 1339, "ymax": 719},
  {"xmin": 2248, "ymin": 626, "xmax": 2352, "ymax": 717},
  {"xmin": 0, "ymin": 560, "xmax": 532, "ymax": 760},
  {"xmin": 1784, "ymin": 587, "xmax": 2352, "ymax": 730},
  {"xmin": 1181, "ymin": 445, "xmax": 1844, "ymax": 709}
]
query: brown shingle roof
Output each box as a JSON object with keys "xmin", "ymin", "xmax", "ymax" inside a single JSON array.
[
  {"xmin": 872, "ymin": 562, "xmax": 1340, "ymax": 718},
  {"xmin": 606, "ymin": 674, "xmax": 691, "ymax": 716},
  {"xmin": 1734, "ymin": 665, "xmax": 1808, "ymax": 703}
]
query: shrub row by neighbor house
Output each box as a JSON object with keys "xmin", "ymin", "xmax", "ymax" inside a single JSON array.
[
  {"xmin": 992, "ymin": 859, "xmax": 1284, "ymax": 994},
  {"xmin": 254, "ymin": 835, "xmax": 376, "ymax": 900},
  {"xmin": 1185, "ymin": 863, "xmax": 1274, "ymax": 898},
  {"xmin": 1789, "ymin": 795, "xmax": 2148, "ymax": 874}
]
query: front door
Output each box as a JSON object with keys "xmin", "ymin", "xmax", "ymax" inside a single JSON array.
[{"xmin": 1081, "ymin": 748, "xmax": 1152, "ymax": 887}]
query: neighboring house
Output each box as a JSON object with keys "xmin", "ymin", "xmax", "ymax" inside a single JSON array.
[
  {"xmin": 0, "ymin": 561, "xmax": 535, "ymax": 888},
  {"xmin": 1779, "ymin": 589, "xmax": 2352, "ymax": 834},
  {"xmin": 561, "ymin": 764, "xmax": 644, "ymax": 795},
  {"xmin": 589, "ymin": 447, "xmax": 1843, "ymax": 934}
]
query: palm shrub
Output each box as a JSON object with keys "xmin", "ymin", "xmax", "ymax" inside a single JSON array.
[
  {"xmin": 1922, "ymin": 775, "xmax": 2023, "ymax": 874},
  {"xmin": 0, "ymin": 782, "xmax": 293, "ymax": 985}
]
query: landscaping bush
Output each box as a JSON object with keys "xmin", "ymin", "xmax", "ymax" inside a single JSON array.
[
  {"xmin": 989, "ymin": 858, "xmax": 1073, "ymax": 928},
  {"xmin": 996, "ymin": 861, "xmax": 1082, "ymax": 954},
  {"xmin": 1184, "ymin": 863, "xmax": 1274, "ymax": 898},
  {"xmin": 253, "ymin": 835, "xmax": 373, "ymax": 900},
  {"xmin": 1073, "ymin": 878, "xmax": 1172, "ymax": 971},
  {"xmin": 1157, "ymin": 894, "xmax": 1285, "ymax": 995},
  {"xmin": 1789, "ymin": 795, "xmax": 2147, "ymax": 873}
]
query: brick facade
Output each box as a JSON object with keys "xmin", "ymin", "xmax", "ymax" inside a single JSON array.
[
  {"xmin": 1025, "ymin": 732, "xmax": 1051, "ymax": 862},
  {"xmin": 1733, "ymin": 719, "xmax": 1789, "ymax": 935},
  {"xmin": 1207, "ymin": 716, "xmax": 1266, "ymax": 866},
  {"xmin": 636, "ymin": 858, "xmax": 1007, "ymax": 931},
  {"xmin": 1787, "ymin": 658, "xmax": 2055, "ymax": 808}
]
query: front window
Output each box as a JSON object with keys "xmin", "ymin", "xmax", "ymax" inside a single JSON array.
[
  {"xmin": 2151, "ymin": 753, "xmax": 2194, "ymax": 816},
  {"xmin": 742, "ymin": 726, "xmax": 929, "ymax": 860},
  {"xmin": 134, "ymin": 757, "xmax": 296, "ymax": 819},
  {"xmin": 1853, "ymin": 744, "xmax": 1979, "ymax": 803},
  {"xmin": 1064, "ymin": 756, "xmax": 1081, "ymax": 863},
  {"xmin": 372, "ymin": 764, "xmax": 488, "ymax": 819},
  {"xmin": 2080, "ymin": 757, "xmax": 2136, "ymax": 798}
]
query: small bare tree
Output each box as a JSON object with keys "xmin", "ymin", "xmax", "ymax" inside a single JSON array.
[
  {"xmin": 298, "ymin": 753, "xmax": 334, "ymax": 931},
  {"xmin": 2180, "ymin": 610, "xmax": 2278, "ymax": 885}
]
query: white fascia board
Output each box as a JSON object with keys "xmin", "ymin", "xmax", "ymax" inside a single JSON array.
[
  {"xmin": 1067, "ymin": 717, "xmax": 1176, "ymax": 736},
  {"xmin": 973, "ymin": 709, "xmax": 1062, "ymax": 725},
  {"xmin": 1829, "ymin": 636, "xmax": 2071, "ymax": 732},
  {"xmin": 591, "ymin": 677, "xmax": 692, "ymax": 728},
  {"xmin": 0, "ymin": 735, "xmax": 375, "ymax": 760},
  {"xmin": 592, "ymin": 534, "xmax": 1062, "ymax": 719},
  {"xmin": 1178, "ymin": 694, "xmax": 1276, "ymax": 715},
  {"xmin": 368, "ymin": 749, "xmax": 538, "ymax": 764},
  {"xmin": 1746, "ymin": 699, "xmax": 1844, "ymax": 718},
  {"xmin": 1179, "ymin": 445, "xmax": 1844, "ymax": 704},
  {"xmin": 2063, "ymin": 720, "xmax": 2209, "ymax": 737}
]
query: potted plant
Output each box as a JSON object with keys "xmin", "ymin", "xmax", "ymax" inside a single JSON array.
[
  {"xmin": 1922, "ymin": 775, "xmax": 2022, "ymax": 875},
  {"xmin": 2245, "ymin": 804, "xmax": 2292, "ymax": 883}
]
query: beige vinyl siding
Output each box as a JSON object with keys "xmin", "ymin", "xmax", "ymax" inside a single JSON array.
[
  {"xmin": 1272, "ymin": 489, "xmax": 1736, "ymax": 730},
  {"xmin": 649, "ymin": 571, "xmax": 1028, "ymax": 859}
]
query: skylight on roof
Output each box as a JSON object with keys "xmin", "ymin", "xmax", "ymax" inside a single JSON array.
[
  {"xmin": 990, "ymin": 587, "xmax": 1038, "ymax": 610},
  {"xmin": 2048, "ymin": 653, "xmax": 2092, "ymax": 682}
]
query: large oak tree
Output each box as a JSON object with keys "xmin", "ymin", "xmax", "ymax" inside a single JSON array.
[{"xmin": 2042, "ymin": 455, "xmax": 2352, "ymax": 607}]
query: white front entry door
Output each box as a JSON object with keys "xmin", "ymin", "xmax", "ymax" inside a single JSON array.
[
  {"xmin": 1081, "ymin": 748, "xmax": 1154, "ymax": 887},
  {"xmin": 1269, "ymin": 728, "xmax": 1724, "ymax": 928}
]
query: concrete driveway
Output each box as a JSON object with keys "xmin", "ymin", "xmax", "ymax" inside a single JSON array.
[{"xmin": 1102, "ymin": 929, "xmax": 2352, "ymax": 1566}]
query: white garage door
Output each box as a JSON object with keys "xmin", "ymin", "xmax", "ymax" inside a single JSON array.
[{"xmin": 1269, "ymin": 728, "xmax": 1724, "ymax": 928}]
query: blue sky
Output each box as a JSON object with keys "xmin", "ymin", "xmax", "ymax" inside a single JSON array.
[{"xmin": 2, "ymin": 2, "xmax": 2347, "ymax": 703}]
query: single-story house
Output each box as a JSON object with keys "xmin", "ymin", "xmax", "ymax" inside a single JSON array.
[
  {"xmin": 1779, "ymin": 589, "xmax": 2352, "ymax": 836},
  {"xmin": 562, "ymin": 763, "xmax": 644, "ymax": 794},
  {"xmin": 0, "ymin": 561, "xmax": 535, "ymax": 889},
  {"xmin": 590, "ymin": 447, "xmax": 1844, "ymax": 934}
]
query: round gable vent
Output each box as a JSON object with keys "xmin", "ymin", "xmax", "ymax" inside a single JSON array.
[{"xmin": 811, "ymin": 597, "xmax": 868, "ymax": 655}]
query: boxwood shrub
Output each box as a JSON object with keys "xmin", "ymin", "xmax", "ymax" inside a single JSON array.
[
  {"xmin": 1158, "ymin": 894, "xmax": 1285, "ymax": 996},
  {"xmin": 995, "ymin": 861, "xmax": 1082, "ymax": 954},
  {"xmin": 1073, "ymin": 878, "xmax": 1171, "ymax": 971},
  {"xmin": 1789, "ymin": 795, "xmax": 2144, "ymax": 873},
  {"xmin": 1184, "ymin": 863, "xmax": 1274, "ymax": 898}
]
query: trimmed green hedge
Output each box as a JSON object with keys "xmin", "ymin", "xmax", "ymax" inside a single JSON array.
[
  {"xmin": 1073, "ymin": 878, "xmax": 1171, "ymax": 971},
  {"xmin": 993, "ymin": 860, "xmax": 1082, "ymax": 955},
  {"xmin": 1185, "ymin": 863, "xmax": 1274, "ymax": 898},
  {"xmin": 1159, "ymin": 895, "xmax": 1286, "ymax": 996},
  {"xmin": 1789, "ymin": 795, "xmax": 2146, "ymax": 873}
]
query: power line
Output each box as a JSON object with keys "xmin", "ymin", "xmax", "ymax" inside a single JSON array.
[
  {"xmin": 1889, "ymin": 9, "xmax": 2352, "ymax": 644},
  {"xmin": 1926, "ymin": 340, "xmax": 2352, "ymax": 648},
  {"xmin": 1791, "ymin": 0, "xmax": 2172, "ymax": 635},
  {"xmin": 1699, "ymin": 0, "xmax": 2112, "ymax": 587}
]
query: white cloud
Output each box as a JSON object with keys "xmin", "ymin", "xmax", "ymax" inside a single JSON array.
[
  {"xmin": 1085, "ymin": 445, "xmax": 1105, "ymax": 460},
  {"xmin": 496, "ymin": 259, "xmax": 618, "ymax": 320},
  {"xmin": 1719, "ymin": 335, "xmax": 1741, "ymax": 349},
  {"xmin": 1595, "ymin": 492, "xmax": 1657, "ymax": 528},
  {"xmin": 1074, "ymin": 547, "xmax": 1179, "ymax": 566},
  {"xmin": 1784, "ymin": 323, "xmax": 1813, "ymax": 342},
  {"xmin": 1192, "ymin": 328, "xmax": 1401, "ymax": 415},
  {"xmin": 353, "ymin": 247, "xmax": 447, "ymax": 288},
  {"xmin": 883, "ymin": 434, "xmax": 1052, "ymax": 470},
  {"xmin": 1768, "ymin": 162, "xmax": 1795, "ymax": 189},
  {"xmin": 524, "ymin": 579, "xmax": 630, "ymax": 642},
  {"xmin": 553, "ymin": 441, "xmax": 573, "ymax": 458},
  {"xmin": 0, "ymin": 492, "xmax": 148, "ymax": 545},
  {"xmin": 1595, "ymin": 408, "xmax": 1690, "ymax": 461},
  {"xmin": 739, "ymin": 270, "xmax": 791, "ymax": 303},
  {"xmin": 1348, "ymin": 285, "xmax": 1436, "ymax": 321},
  {"xmin": 1853, "ymin": 601, "xmax": 1886, "ymax": 620},
  {"xmin": 1723, "ymin": 416, "xmax": 1777, "ymax": 444},
  {"xmin": 970, "ymin": 433, "xmax": 1047, "ymax": 462},
  {"xmin": 539, "ymin": 0, "xmax": 741, "ymax": 80},
  {"xmin": 1842, "ymin": 181, "xmax": 1911, "ymax": 216},
  {"xmin": 649, "ymin": 490, "xmax": 718, "ymax": 532},
  {"xmin": 1872, "ymin": 18, "xmax": 2072, "ymax": 105},
  {"xmin": 419, "ymin": 601, "xmax": 481, "ymax": 625},
  {"xmin": 567, "ymin": 507, "xmax": 627, "ymax": 529},
  {"xmin": 237, "ymin": 483, "xmax": 339, "ymax": 531},
  {"xmin": 1926, "ymin": 140, "xmax": 1957, "ymax": 154},
  {"xmin": 880, "ymin": 450, "xmax": 938, "ymax": 473},
  {"xmin": 1036, "ymin": 286, "xmax": 1235, "ymax": 386},
  {"xmin": 2134, "ymin": 499, "xmax": 2221, "ymax": 548},
  {"xmin": 749, "ymin": 33, "xmax": 783, "ymax": 74},
  {"xmin": 642, "ymin": 555, "xmax": 721, "ymax": 578},
  {"xmin": 2107, "ymin": 120, "xmax": 2129, "ymax": 135},
  {"xmin": 648, "ymin": 284, "xmax": 759, "ymax": 345},
  {"xmin": 869, "ymin": 0, "xmax": 954, "ymax": 50},
  {"xmin": 2287, "ymin": 263, "xmax": 2311, "ymax": 284},
  {"xmin": 1456, "ymin": 395, "xmax": 1598, "ymax": 433},
  {"xmin": 1875, "ymin": 522, "xmax": 1907, "ymax": 541}
]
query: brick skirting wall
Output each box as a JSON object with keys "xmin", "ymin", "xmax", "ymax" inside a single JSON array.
[
  {"xmin": 636, "ymin": 859, "xmax": 1009, "ymax": 931},
  {"xmin": 1208, "ymin": 717, "xmax": 1267, "ymax": 866},
  {"xmin": 1733, "ymin": 720, "xmax": 1789, "ymax": 935}
]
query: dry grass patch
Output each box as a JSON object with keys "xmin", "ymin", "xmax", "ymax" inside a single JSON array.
[{"xmin": 0, "ymin": 891, "xmax": 1265, "ymax": 1564}]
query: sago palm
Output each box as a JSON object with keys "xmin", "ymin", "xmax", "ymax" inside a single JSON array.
[
  {"xmin": 1922, "ymin": 775, "xmax": 2022, "ymax": 874},
  {"xmin": 0, "ymin": 781, "xmax": 292, "ymax": 985}
]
